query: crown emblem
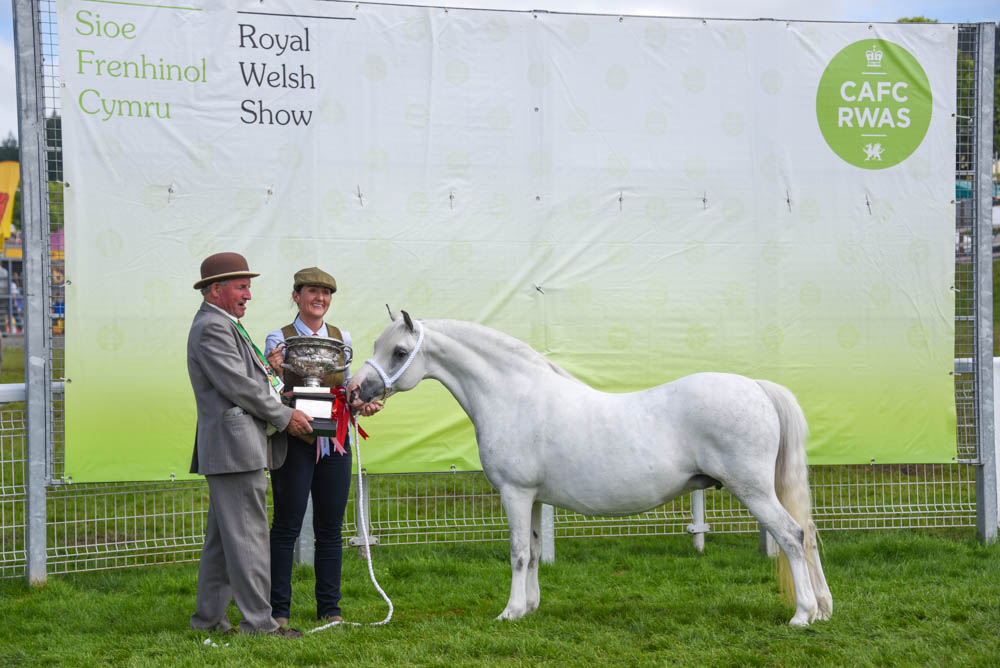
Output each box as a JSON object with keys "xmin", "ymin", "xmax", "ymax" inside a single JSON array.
[{"xmin": 865, "ymin": 43, "xmax": 883, "ymax": 68}]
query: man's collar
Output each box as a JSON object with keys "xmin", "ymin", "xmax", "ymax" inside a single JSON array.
[{"xmin": 204, "ymin": 301, "xmax": 238, "ymax": 323}]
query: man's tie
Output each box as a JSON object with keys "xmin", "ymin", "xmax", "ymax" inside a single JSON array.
[{"xmin": 234, "ymin": 320, "xmax": 281, "ymax": 392}]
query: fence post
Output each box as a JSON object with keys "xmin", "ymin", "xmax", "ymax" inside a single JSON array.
[
  {"xmin": 759, "ymin": 528, "xmax": 779, "ymax": 557},
  {"xmin": 14, "ymin": 0, "xmax": 53, "ymax": 585},
  {"xmin": 687, "ymin": 490, "xmax": 710, "ymax": 553},
  {"xmin": 540, "ymin": 503, "xmax": 554, "ymax": 564},
  {"xmin": 974, "ymin": 22, "xmax": 997, "ymax": 544},
  {"xmin": 293, "ymin": 496, "xmax": 315, "ymax": 567}
]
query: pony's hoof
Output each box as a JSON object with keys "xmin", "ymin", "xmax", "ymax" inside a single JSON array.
[
  {"xmin": 496, "ymin": 608, "xmax": 525, "ymax": 621},
  {"xmin": 817, "ymin": 596, "xmax": 833, "ymax": 620},
  {"xmin": 788, "ymin": 612, "xmax": 812, "ymax": 627}
]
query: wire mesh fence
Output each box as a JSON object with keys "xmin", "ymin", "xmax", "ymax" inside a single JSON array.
[
  {"xmin": 0, "ymin": 454, "xmax": 982, "ymax": 579},
  {"xmin": 0, "ymin": 411, "xmax": 26, "ymax": 578},
  {"xmin": 953, "ymin": 23, "xmax": 983, "ymax": 465},
  {"xmin": 0, "ymin": 7, "xmax": 990, "ymax": 578}
]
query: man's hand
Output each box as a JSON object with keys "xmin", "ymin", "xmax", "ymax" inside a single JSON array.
[{"xmin": 286, "ymin": 409, "xmax": 313, "ymax": 436}]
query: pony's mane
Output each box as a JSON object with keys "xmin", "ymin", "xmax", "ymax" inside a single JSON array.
[{"xmin": 429, "ymin": 319, "xmax": 584, "ymax": 385}]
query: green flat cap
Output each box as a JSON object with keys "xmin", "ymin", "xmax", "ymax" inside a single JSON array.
[{"xmin": 293, "ymin": 267, "xmax": 337, "ymax": 293}]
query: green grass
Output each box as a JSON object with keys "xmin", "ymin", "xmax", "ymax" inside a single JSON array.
[
  {"xmin": 0, "ymin": 344, "xmax": 24, "ymax": 384},
  {"xmin": 0, "ymin": 531, "xmax": 997, "ymax": 666}
]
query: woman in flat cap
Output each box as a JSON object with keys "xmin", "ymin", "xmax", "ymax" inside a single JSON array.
[{"xmin": 263, "ymin": 267, "xmax": 382, "ymax": 628}]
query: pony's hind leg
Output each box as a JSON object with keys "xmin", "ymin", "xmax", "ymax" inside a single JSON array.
[
  {"xmin": 805, "ymin": 524, "xmax": 833, "ymax": 620},
  {"xmin": 497, "ymin": 487, "xmax": 536, "ymax": 620},
  {"xmin": 525, "ymin": 501, "xmax": 543, "ymax": 614},
  {"xmin": 735, "ymin": 491, "xmax": 819, "ymax": 626}
]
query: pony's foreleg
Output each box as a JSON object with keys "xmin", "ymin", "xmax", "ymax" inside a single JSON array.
[
  {"xmin": 497, "ymin": 488, "xmax": 535, "ymax": 620},
  {"xmin": 525, "ymin": 501, "xmax": 543, "ymax": 614}
]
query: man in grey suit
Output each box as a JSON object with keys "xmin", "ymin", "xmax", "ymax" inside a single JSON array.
[{"xmin": 188, "ymin": 252, "xmax": 313, "ymax": 636}]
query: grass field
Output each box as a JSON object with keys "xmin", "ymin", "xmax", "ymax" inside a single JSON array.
[
  {"xmin": 1, "ymin": 530, "xmax": 998, "ymax": 666},
  {"xmin": 0, "ymin": 343, "xmax": 24, "ymax": 385}
]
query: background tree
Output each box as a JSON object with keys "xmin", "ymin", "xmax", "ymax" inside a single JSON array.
[{"xmin": 0, "ymin": 133, "xmax": 17, "ymax": 162}]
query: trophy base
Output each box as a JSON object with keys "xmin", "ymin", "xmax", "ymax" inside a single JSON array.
[
  {"xmin": 307, "ymin": 417, "xmax": 339, "ymax": 438},
  {"xmin": 291, "ymin": 389, "xmax": 339, "ymax": 437}
]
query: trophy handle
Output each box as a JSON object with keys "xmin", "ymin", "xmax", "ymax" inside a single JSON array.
[{"xmin": 322, "ymin": 342, "xmax": 352, "ymax": 372}]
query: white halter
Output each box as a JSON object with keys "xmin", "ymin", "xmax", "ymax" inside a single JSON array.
[{"xmin": 363, "ymin": 320, "xmax": 424, "ymax": 395}]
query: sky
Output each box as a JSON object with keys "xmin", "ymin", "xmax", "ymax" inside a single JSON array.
[{"xmin": 1, "ymin": 0, "xmax": 998, "ymax": 145}]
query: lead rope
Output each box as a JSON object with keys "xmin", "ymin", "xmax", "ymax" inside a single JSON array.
[
  {"xmin": 308, "ymin": 418, "xmax": 393, "ymax": 632},
  {"xmin": 310, "ymin": 322, "xmax": 424, "ymax": 632}
]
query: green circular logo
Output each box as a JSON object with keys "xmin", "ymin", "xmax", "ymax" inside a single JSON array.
[{"xmin": 816, "ymin": 40, "xmax": 931, "ymax": 169}]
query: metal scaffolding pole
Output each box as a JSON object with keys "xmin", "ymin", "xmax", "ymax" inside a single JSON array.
[
  {"xmin": 974, "ymin": 22, "xmax": 997, "ymax": 544},
  {"xmin": 13, "ymin": 0, "xmax": 53, "ymax": 583}
]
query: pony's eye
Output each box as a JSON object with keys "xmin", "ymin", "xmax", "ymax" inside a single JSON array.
[{"xmin": 392, "ymin": 347, "xmax": 408, "ymax": 360}]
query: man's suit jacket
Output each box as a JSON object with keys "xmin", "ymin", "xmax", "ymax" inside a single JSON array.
[{"xmin": 188, "ymin": 302, "xmax": 293, "ymax": 475}]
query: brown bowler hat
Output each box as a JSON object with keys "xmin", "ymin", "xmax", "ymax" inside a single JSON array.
[
  {"xmin": 293, "ymin": 267, "xmax": 337, "ymax": 293},
  {"xmin": 193, "ymin": 252, "xmax": 260, "ymax": 290}
]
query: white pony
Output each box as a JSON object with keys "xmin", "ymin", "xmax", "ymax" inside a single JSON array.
[{"xmin": 347, "ymin": 311, "xmax": 833, "ymax": 626}]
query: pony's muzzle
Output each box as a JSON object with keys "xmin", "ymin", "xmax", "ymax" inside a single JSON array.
[{"xmin": 351, "ymin": 372, "xmax": 388, "ymax": 404}]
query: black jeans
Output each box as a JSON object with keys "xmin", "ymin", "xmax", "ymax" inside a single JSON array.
[{"xmin": 269, "ymin": 435, "xmax": 352, "ymax": 620}]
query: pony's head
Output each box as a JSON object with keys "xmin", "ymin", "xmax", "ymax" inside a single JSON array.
[{"xmin": 348, "ymin": 307, "xmax": 427, "ymax": 403}]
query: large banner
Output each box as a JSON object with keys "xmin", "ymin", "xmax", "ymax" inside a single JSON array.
[
  {"xmin": 58, "ymin": 1, "xmax": 957, "ymax": 481},
  {"xmin": 0, "ymin": 161, "xmax": 18, "ymax": 246}
]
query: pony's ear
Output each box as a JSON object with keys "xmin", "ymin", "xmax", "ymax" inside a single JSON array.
[
  {"xmin": 386, "ymin": 304, "xmax": 397, "ymax": 321},
  {"xmin": 401, "ymin": 310, "xmax": 415, "ymax": 332}
]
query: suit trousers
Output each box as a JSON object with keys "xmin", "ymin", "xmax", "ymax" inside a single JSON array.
[
  {"xmin": 190, "ymin": 469, "xmax": 278, "ymax": 633},
  {"xmin": 269, "ymin": 436, "xmax": 353, "ymax": 619}
]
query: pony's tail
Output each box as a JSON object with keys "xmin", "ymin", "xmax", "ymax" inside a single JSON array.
[{"xmin": 755, "ymin": 380, "xmax": 831, "ymax": 618}]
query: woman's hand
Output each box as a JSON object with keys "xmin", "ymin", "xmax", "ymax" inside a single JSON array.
[
  {"xmin": 267, "ymin": 344, "xmax": 285, "ymax": 378},
  {"xmin": 358, "ymin": 401, "xmax": 383, "ymax": 417}
]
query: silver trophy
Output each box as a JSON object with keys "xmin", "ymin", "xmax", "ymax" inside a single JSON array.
[{"xmin": 281, "ymin": 336, "xmax": 353, "ymax": 435}]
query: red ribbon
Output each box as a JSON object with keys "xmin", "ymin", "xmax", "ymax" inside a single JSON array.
[{"xmin": 330, "ymin": 386, "xmax": 368, "ymax": 456}]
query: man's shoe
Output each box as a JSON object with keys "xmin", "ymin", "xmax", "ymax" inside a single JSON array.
[
  {"xmin": 268, "ymin": 626, "xmax": 303, "ymax": 638},
  {"xmin": 273, "ymin": 617, "xmax": 289, "ymax": 627},
  {"xmin": 322, "ymin": 615, "xmax": 343, "ymax": 623}
]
